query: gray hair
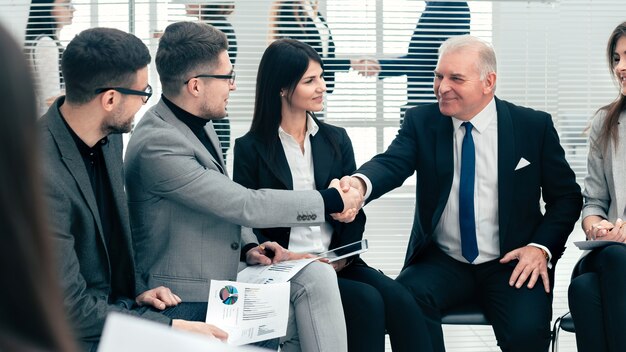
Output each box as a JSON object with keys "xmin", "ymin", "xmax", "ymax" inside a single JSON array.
[{"xmin": 439, "ymin": 35, "xmax": 497, "ymax": 80}]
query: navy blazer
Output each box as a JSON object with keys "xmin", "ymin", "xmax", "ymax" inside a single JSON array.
[
  {"xmin": 233, "ymin": 117, "xmax": 366, "ymax": 251},
  {"xmin": 378, "ymin": 2, "xmax": 470, "ymax": 106},
  {"xmin": 356, "ymin": 98, "xmax": 582, "ymax": 268}
]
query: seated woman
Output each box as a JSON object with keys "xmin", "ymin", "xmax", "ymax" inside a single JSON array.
[
  {"xmin": 568, "ymin": 21, "xmax": 626, "ymax": 352},
  {"xmin": 233, "ymin": 38, "xmax": 432, "ymax": 352}
]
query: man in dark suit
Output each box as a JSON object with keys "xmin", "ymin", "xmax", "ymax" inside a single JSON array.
[
  {"xmin": 39, "ymin": 27, "xmax": 226, "ymax": 351},
  {"xmin": 339, "ymin": 35, "xmax": 582, "ymax": 351}
]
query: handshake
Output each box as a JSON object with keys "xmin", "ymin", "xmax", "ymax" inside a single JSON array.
[{"xmin": 328, "ymin": 175, "xmax": 367, "ymax": 223}]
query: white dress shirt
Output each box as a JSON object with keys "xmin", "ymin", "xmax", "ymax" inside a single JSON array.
[
  {"xmin": 279, "ymin": 115, "xmax": 334, "ymax": 253},
  {"xmin": 434, "ymin": 98, "xmax": 499, "ymax": 264},
  {"xmin": 303, "ymin": 3, "xmax": 330, "ymax": 58}
]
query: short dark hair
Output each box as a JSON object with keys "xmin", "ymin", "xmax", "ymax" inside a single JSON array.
[
  {"xmin": 156, "ymin": 21, "xmax": 228, "ymax": 97},
  {"xmin": 250, "ymin": 38, "xmax": 326, "ymax": 157},
  {"xmin": 61, "ymin": 27, "xmax": 151, "ymax": 105}
]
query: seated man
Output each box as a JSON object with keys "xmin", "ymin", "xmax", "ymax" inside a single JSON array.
[
  {"xmin": 125, "ymin": 21, "xmax": 362, "ymax": 352},
  {"xmin": 39, "ymin": 27, "xmax": 226, "ymax": 351},
  {"xmin": 340, "ymin": 35, "xmax": 582, "ymax": 352}
]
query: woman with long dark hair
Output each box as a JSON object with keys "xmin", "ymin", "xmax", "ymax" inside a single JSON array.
[
  {"xmin": 24, "ymin": 0, "xmax": 74, "ymax": 113},
  {"xmin": 0, "ymin": 23, "xmax": 75, "ymax": 352},
  {"xmin": 568, "ymin": 21, "xmax": 626, "ymax": 352},
  {"xmin": 233, "ymin": 38, "xmax": 432, "ymax": 352}
]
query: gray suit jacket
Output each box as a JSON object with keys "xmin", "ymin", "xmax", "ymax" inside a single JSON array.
[
  {"xmin": 582, "ymin": 110, "xmax": 626, "ymax": 222},
  {"xmin": 39, "ymin": 98, "xmax": 170, "ymax": 350},
  {"xmin": 125, "ymin": 99, "xmax": 326, "ymax": 301}
]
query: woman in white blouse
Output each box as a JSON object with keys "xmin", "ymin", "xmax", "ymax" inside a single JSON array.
[{"xmin": 24, "ymin": 0, "xmax": 74, "ymax": 114}]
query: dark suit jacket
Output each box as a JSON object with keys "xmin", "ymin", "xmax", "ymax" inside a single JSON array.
[
  {"xmin": 378, "ymin": 2, "xmax": 470, "ymax": 106},
  {"xmin": 233, "ymin": 117, "xmax": 365, "ymax": 251},
  {"xmin": 272, "ymin": 8, "xmax": 350, "ymax": 94},
  {"xmin": 356, "ymin": 98, "xmax": 582, "ymax": 269},
  {"xmin": 39, "ymin": 98, "xmax": 169, "ymax": 350}
]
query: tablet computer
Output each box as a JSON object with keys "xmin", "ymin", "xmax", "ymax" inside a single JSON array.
[{"xmin": 316, "ymin": 239, "xmax": 368, "ymax": 263}]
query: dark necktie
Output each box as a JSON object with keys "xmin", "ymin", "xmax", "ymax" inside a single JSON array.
[{"xmin": 460, "ymin": 122, "xmax": 478, "ymax": 263}]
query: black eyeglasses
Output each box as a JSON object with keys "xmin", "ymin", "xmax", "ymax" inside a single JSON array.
[
  {"xmin": 94, "ymin": 84, "xmax": 153, "ymax": 104},
  {"xmin": 184, "ymin": 71, "xmax": 236, "ymax": 85}
]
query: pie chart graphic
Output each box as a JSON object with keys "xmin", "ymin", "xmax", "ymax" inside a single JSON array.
[{"xmin": 219, "ymin": 285, "xmax": 239, "ymax": 305}]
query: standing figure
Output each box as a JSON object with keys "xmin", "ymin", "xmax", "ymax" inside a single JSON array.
[{"xmin": 25, "ymin": 0, "xmax": 75, "ymax": 113}]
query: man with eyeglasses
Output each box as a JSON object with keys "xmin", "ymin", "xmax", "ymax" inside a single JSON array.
[
  {"xmin": 125, "ymin": 21, "xmax": 363, "ymax": 351},
  {"xmin": 39, "ymin": 27, "xmax": 228, "ymax": 351}
]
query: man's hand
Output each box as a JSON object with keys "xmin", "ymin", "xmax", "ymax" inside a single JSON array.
[
  {"xmin": 246, "ymin": 241, "xmax": 290, "ymax": 265},
  {"xmin": 329, "ymin": 176, "xmax": 366, "ymax": 223},
  {"xmin": 500, "ymin": 246, "xmax": 550, "ymax": 293},
  {"xmin": 350, "ymin": 58, "xmax": 381, "ymax": 77},
  {"xmin": 135, "ymin": 286, "xmax": 182, "ymax": 310},
  {"xmin": 328, "ymin": 178, "xmax": 363, "ymax": 223},
  {"xmin": 172, "ymin": 320, "xmax": 228, "ymax": 342}
]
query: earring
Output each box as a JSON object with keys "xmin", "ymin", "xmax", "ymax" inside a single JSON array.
[{"xmin": 280, "ymin": 91, "xmax": 285, "ymax": 97}]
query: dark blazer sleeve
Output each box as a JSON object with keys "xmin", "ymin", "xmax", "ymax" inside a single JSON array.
[
  {"xmin": 328, "ymin": 127, "xmax": 366, "ymax": 249},
  {"xmin": 526, "ymin": 113, "xmax": 582, "ymax": 259}
]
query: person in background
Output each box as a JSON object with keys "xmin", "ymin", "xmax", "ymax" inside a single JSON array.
[
  {"xmin": 24, "ymin": 0, "xmax": 75, "ymax": 113},
  {"xmin": 268, "ymin": 0, "xmax": 379, "ymax": 114},
  {"xmin": 233, "ymin": 38, "xmax": 433, "ymax": 352},
  {"xmin": 39, "ymin": 27, "xmax": 227, "ymax": 352},
  {"xmin": 568, "ymin": 21, "xmax": 626, "ymax": 352},
  {"xmin": 0, "ymin": 23, "xmax": 76, "ymax": 352},
  {"xmin": 353, "ymin": 1, "xmax": 470, "ymax": 122},
  {"xmin": 185, "ymin": 1, "xmax": 236, "ymax": 161}
]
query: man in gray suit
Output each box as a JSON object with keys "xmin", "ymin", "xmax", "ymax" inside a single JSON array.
[
  {"xmin": 40, "ymin": 27, "xmax": 227, "ymax": 351},
  {"xmin": 125, "ymin": 22, "xmax": 361, "ymax": 352}
]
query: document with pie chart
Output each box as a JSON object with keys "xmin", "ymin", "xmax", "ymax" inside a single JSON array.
[{"xmin": 206, "ymin": 280, "xmax": 290, "ymax": 346}]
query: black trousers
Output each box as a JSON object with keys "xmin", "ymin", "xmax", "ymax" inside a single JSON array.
[
  {"xmin": 338, "ymin": 260, "xmax": 433, "ymax": 352},
  {"xmin": 568, "ymin": 244, "xmax": 626, "ymax": 352},
  {"xmin": 396, "ymin": 244, "xmax": 553, "ymax": 352}
]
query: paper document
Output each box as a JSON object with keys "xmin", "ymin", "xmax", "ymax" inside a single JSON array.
[
  {"xmin": 206, "ymin": 280, "xmax": 290, "ymax": 346},
  {"xmin": 574, "ymin": 240, "xmax": 626, "ymax": 250},
  {"xmin": 98, "ymin": 312, "xmax": 265, "ymax": 352},
  {"xmin": 236, "ymin": 258, "xmax": 319, "ymax": 284}
]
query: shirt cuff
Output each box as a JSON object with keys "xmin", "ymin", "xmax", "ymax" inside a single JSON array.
[
  {"xmin": 528, "ymin": 243, "xmax": 553, "ymax": 269},
  {"xmin": 319, "ymin": 188, "xmax": 343, "ymax": 214},
  {"xmin": 352, "ymin": 173, "xmax": 372, "ymax": 201}
]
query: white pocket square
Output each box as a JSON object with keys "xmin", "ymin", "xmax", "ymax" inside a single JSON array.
[{"xmin": 515, "ymin": 157, "xmax": 530, "ymax": 171}]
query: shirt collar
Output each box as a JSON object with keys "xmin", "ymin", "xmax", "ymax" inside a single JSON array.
[
  {"xmin": 58, "ymin": 105, "xmax": 107, "ymax": 157},
  {"xmin": 451, "ymin": 97, "xmax": 496, "ymax": 134},
  {"xmin": 278, "ymin": 113, "xmax": 320, "ymax": 138}
]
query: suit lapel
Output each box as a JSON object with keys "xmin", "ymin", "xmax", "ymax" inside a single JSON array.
[
  {"xmin": 255, "ymin": 137, "xmax": 293, "ymax": 190},
  {"xmin": 432, "ymin": 115, "xmax": 454, "ymax": 228},
  {"xmin": 205, "ymin": 121, "xmax": 227, "ymax": 175},
  {"xmin": 47, "ymin": 108, "xmax": 106, "ymax": 245},
  {"xmin": 101, "ymin": 137, "xmax": 132, "ymax": 248},
  {"xmin": 310, "ymin": 132, "xmax": 334, "ymax": 189},
  {"xmin": 496, "ymin": 98, "xmax": 515, "ymax": 243}
]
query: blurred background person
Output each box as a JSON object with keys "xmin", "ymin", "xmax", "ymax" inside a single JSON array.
[
  {"xmin": 233, "ymin": 38, "xmax": 433, "ymax": 352},
  {"xmin": 185, "ymin": 0, "xmax": 236, "ymax": 161},
  {"xmin": 268, "ymin": 0, "xmax": 379, "ymax": 118},
  {"xmin": 568, "ymin": 21, "xmax": 626, "ymax": 352},
  {"xmin": 24, "ymin": 0, "xmax": 74, "ymax": 114},
  {"xmin": 0, "ymin": 23, "xmax": 76, "ymax": 352},
  {"xmin": 357, "ymin": 1, "xmax": 470, "ymax": 122}
]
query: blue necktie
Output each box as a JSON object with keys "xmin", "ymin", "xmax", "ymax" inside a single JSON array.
[{"xmin": 460, "ymin": 122, "xmax": 478, "ymax": 263}]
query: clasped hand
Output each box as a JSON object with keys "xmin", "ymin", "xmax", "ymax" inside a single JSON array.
[
  {"xmin": 588, "ymin": 218, "xmax": 626, "ymax": 242},
  {"xmin": 328, "ymin": 176, "xmax": 366, "ymax": 223}
]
